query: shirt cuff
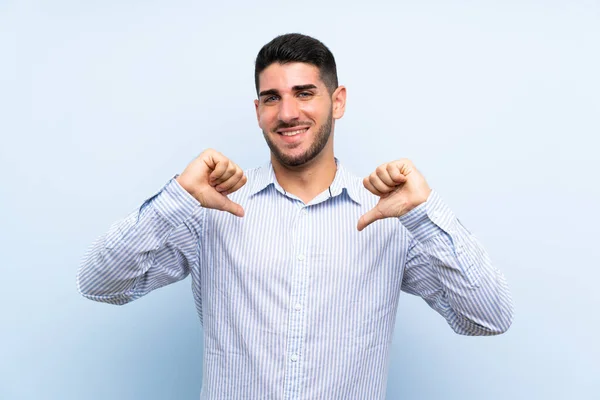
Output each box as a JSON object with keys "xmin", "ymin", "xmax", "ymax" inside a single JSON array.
[
  {"xmin": 150, "ymin": 176, "xmax": 202, "ymax": 227},
  {"xmin": 398, "ymin": 190, "xmax": 457, "ymax": 242}
]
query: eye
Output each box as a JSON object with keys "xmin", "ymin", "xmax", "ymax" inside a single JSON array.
[
  {"xmin": 298, "ymin": 91, "xmax": 313, "ymax": 99},
  {"xmin": 263, "ymin": 95, "xmax": 279, "ymax": 104}
]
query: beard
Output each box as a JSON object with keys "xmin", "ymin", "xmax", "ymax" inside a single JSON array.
[{"xmin": 262, "ymin": 108, "xmax": 333, "ymax": 168}]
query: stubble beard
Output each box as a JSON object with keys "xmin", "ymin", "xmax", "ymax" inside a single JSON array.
[{"xmin": 262, "ymin": 108, "xmax": 333, "ymax": 168}]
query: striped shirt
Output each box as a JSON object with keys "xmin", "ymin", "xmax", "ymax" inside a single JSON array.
[{"xmin": 77, "ymin": 159, "xmax": 513, "ymax": 399}]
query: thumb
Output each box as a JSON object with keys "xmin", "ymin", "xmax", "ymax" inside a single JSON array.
[
  {"xmin": 220, "ymin": 198, "xmax": 245, "ymax": 218},
  {"xmin": 357, "ymin": 207, "xmax": 384, "ymax": 231}
]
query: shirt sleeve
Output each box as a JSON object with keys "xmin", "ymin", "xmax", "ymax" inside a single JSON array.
[
  {"xmin": 77, "ymin": 177, "xmax": 204, "ymax": 305},
  {"xmin": 398, "ymin": 190, "xmax": 514, "ymax": 335}
]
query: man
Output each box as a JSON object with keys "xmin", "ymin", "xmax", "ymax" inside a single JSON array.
[{"xmin": 78, "ymin": 33, "xmax": 513, "ymax": 399}]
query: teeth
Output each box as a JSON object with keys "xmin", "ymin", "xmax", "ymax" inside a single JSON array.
[{"xmin": 280, "ymin": 128, "xmax": 307, "ymax": 136}]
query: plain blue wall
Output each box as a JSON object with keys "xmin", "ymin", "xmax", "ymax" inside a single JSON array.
[{"xmin": 1, "ymin": 1, "xmax": 598, "ymax": 398}]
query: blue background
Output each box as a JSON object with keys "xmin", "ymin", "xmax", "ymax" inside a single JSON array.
[{"xmin": 1, "ymin": 1, "xmax": 598, "ymax": 398}]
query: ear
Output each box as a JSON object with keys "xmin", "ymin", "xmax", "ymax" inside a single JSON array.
[
  {"xmin": 331, "ymin": 86, "xmax": 347, "ymax": 120},
  {"xmin": 254, "ymin": 99, "xmax": 261, "ymax": 125}
]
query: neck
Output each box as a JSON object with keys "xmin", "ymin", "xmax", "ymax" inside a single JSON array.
[{"xmin": 271, "ymin": 144, "xmax": 337, "ymax": 204}]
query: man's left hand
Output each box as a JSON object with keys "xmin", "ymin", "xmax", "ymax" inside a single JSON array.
[{"xmin": 357, "ymin": 159, "xmax": 432, "ymax": 231}]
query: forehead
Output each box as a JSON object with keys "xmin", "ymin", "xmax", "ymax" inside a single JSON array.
[{"xmin": 258, "ymin": 62, "xmax": 324, "ymax": 92}]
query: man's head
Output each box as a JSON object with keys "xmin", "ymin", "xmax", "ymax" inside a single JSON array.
[
  {"xmin": 254, "ymin": 33, "xmax": 339, "ymax": 96},
  {"xmin": 254, "ymin": 33, "xmax": 346, "ymax": 168}
]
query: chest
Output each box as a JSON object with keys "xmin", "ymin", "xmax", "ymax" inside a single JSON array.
[{"xmin": 202, "ymin": 199, "xmax": 406, "ymax": 295}]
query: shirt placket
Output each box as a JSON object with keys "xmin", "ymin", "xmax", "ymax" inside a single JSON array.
[{"xmin": 283, "ymin": 204, "xmax": 311, "ymax": 400}]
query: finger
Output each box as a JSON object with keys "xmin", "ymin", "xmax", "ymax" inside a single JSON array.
[
  {"xmin": 376, "ymin": 165, "xmax": 396, "ymax": 187},
  {"xmin": 215, "ymin": 170, "xmax": 242, "ymax": 192},
  {"xmin": 397, "ymin": 162, "xmax": 413, "ymax": 176},
  {"xmin": 357, "ymin": 207, "xmax": 384, "ymax": 231},
  {"xmin": 222, "ymin": 175, "xmax": 248, "ymax": 196},
  {"xmin": 363, "ymin": 177, "xmax": 383, "ymax": 196},
  {"xmin": 219, "ymin": 197, "xmax": 245, "ymax": 217},
  {"xmin": 369, "ymin": 174, "xmax": 394, "ymax": 194},
  {"xmin": 387, "ymin": 163, "xmax": 408, "ymax": 184},
  {"xmin": 214, "ymin": 166, "xmax": 242, "ymax": 190},
  {"xmin": 209, "ymin": 159, "xmax": 231, "ymax": 184},
  {"xmin": 217, "ymin": 172, "xmax": 244, "ymax": 193}
]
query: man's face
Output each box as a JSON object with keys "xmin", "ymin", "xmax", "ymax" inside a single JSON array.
[{"xmin": 254, "ymin": 62, "xmax": 345, "ymax": 167}]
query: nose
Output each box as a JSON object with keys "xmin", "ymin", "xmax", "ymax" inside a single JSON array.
[{"xmin": 277, "ymin": 96, "xmax": 300, "ymax": 123}]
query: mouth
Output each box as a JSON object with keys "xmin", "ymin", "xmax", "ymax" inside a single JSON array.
[
  {"xmin": 276, "ymin": 126, "xmax": 310, "ymax": 136},
  {"xmin": 275, "ymin": 126, "xmax": 310, "ymax": 143}
]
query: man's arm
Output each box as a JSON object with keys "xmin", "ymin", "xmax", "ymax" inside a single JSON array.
[
  {"xmin": 77, "ymin": 178, "xmax": 203, "ymax": 304},
  {"xmin": 357, "ymin": 158, "xmax": 513, "ymax": 335},
  {"xmin": 399, "ymin": 190, "xmax": 513, "ymax": 335},
  {"xmin": 77, "ymin": 149, "xmax": 247, "ymax": 305}
]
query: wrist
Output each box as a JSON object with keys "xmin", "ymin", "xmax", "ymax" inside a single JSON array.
[
  {"xmin": 407, "ymin": 188, "xmax": 432, "ymax": 213},
  {"xmin": 175, "ymin": 175, "xmax": 197, "ymax": 199}
]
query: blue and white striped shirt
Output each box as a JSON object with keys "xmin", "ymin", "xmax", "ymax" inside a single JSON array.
[{"xmin": 78, "ymin": 159, "xmax": 513, "ymax": 399}]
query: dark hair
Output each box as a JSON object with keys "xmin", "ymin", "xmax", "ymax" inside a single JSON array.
[{"xmin": 254, "ymin": 33, "xmax": 339, "ymax": 95}]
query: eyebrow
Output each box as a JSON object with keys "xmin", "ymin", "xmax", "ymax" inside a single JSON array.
[
  {"xmin": 258, "ymin": 89, "xmax": 279, "ymax": 97},
  {"xmin": 258, "ymin": 84, "xmax": 318, "ymax": 98},
  {"xmin": 292, "ymin": 84, "xmax": 317, "ymax": 91}
]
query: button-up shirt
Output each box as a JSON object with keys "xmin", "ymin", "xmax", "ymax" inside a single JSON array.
[{"xmin": 77, "ymin": 159, "xmax": 513, "ymax": 399}]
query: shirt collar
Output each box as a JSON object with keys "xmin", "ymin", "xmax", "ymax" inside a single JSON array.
[{"xmin": 249, "ymin": 158, "xmax": 362, "ymax": 205}]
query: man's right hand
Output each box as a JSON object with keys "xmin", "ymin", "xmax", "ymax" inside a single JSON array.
[{"xmin": 176, "ymin": 149, "xmax": 247, "ymax": 217}]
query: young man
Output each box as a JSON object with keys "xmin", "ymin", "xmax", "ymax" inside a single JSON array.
[{"xmin": 78, "ymin": 33, "xmax": 513, "ymax": 399}]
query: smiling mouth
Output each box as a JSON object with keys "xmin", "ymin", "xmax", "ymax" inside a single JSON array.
[{"xmin": 278, "ymin": 128, "xmax": 308, "ymax": 136}]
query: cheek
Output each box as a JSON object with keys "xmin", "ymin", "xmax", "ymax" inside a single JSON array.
[
  {"xmin": 258, "ymin": 109, "xmax": 276, "ymax": 129},
  {"xmin": 299, "ymin": 102, "xmax": 326, "ymax": 122},
  {"xmin": 258, "ymin": 115, "xmax": 269, "ymax": 131}
]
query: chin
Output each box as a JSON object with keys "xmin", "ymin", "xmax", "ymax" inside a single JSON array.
[{"xmin": 278, "ymin": 150, "xmax": 321, "ymax": 167}]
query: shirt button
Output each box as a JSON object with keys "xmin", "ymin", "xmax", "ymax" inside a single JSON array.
[
  {"xmin": 430, "ymin": 210, "xmax": 440, "ymax": 220},
  {"xmin": 294, "ymin": 303, "xmax": 302, "ymax": 311},
  {"xmin": 291, "ymin": 354, "xmax": 299, "ymax": 362},
  {"xmin": 297, "ymin": 254, "xmax": 305, "ymax": 261}
]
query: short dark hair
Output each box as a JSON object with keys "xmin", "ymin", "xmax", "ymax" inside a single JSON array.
[{"xmin": 254, "ymin": 33, "xmax": 339, "ymax": 95}]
